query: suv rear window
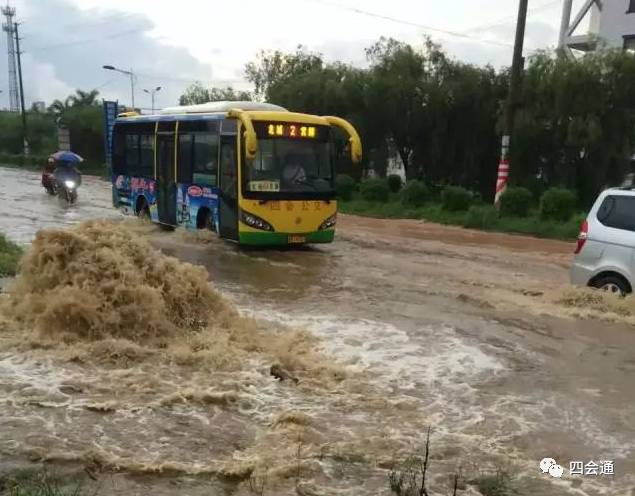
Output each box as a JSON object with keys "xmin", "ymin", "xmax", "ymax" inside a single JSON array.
[{"xmin": 597, "ymin": 195, "xmax": 635, "ymax": 231}]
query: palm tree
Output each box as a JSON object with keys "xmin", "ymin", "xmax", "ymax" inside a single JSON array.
[
  {"xmin": 68, "ymin": 89, "xmax": 100, "ymax": 107},
  {"xmin": 47, "ymin": 96, "xmax": 73, "ymax": 116}
]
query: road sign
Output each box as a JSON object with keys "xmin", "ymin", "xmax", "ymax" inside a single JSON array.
[
  {"xmin": 57, "ymin": 126, "xmax": 70, "ymax": 151},
  {"xmin": 103, "ymin": 100, "xmax": 119, "ymax": 173}
]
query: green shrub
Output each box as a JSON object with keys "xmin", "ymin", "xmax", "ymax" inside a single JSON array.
[
  {"xmin": 387, "ymin": 174, "xmax": 403, "ymax": 193},
  {"xmin": 463, "ymin": 205, "xmax": 499, "ymax": 229},
  {"xmin": 0, "ymin": 232, "xmax": 23, "ymax": 276},
  {"xmin": 470, "ymin": 469, "xmax": 518, "ymax": 496},
  {"xmin": 360, "ymin": 178, "xmax": 389, "ymax": 203},
  {"xmin": 500, "ymin": 187, "xmax": 533, "ymax": 218},
  {"xmin": 335, "ymin": 174, "xmax": 356, "ymax": 201},
  {"xmin": 401, "ymin": 180, "xmax": 429, "ymax": 208},
  {"xmin": 540, "ymin": 188, "xmax": 577, "ymax": 221},
  {"xmin": 441, "ymin": 186, "xmax": 472, "ymax": 212}
]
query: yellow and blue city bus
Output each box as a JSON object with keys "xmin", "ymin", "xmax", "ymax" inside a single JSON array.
[{"xmin": 111, "ymin": 101, "xmax": 362, "ymax": 245}]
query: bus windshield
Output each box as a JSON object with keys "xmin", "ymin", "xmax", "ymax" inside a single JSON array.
[{"xmin": 244, "ymin": 123, "xmax": 334, "ymax": 196}]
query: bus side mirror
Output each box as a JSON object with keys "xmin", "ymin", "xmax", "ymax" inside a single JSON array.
[
  {"xmin": 228, "ymin": 109, "xmax": 257, "ymax": 160},
  {"xmin": 323, "ymin": 116, "xmax": 362, "ymax": 165}
]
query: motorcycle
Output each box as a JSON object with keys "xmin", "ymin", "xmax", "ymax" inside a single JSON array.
[
  {"xmin": 46, "ymin": 151, "xmax": 84, "ymax": 204},
  {"xmin": 53, "ymin": 164, "xmax": 82, "ymax": 205}
]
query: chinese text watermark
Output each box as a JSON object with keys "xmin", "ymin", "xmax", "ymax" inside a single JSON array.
[{"xmin": 540, "ymin": 458, "xmax": 614, "ymax": 478}]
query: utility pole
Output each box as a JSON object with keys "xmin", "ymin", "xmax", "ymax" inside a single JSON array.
[
  {"xmin": 14, "ymin": 21, "xmax": 28, "ymax": 156},
  {"xmin": 2, "ymin": 5, "xmax": 19, "ymax": 112},
  {"xmin": 494, "ymin": 0, "xmax": 528, "ymax": 208},
  {"xmin": 558, "ymin": 0, "xmax": 573, "ymax": 57}
]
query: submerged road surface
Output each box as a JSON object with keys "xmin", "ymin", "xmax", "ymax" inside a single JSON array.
[{"xmin": 1, "ymin": 166, "xmax": 634, "ymax": 495}]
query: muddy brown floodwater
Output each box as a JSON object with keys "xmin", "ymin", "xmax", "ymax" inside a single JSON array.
[{"xmin": 1, "ymin": 165, "xmax": 634, "ymax": 495}]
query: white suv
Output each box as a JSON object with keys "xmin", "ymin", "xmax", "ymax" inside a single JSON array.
[{"xmin": 570, "ymin": 188, "xmax": 635, "ymax": 295}]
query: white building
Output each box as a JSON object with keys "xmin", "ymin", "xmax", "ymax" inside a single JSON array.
[
  {"xmin": 560, "ymin": 0, "xmax": 635, "ymax": 54},
  {"xmin": 32, "ymin": 101, "xmax": 46, "ymax": 112}
]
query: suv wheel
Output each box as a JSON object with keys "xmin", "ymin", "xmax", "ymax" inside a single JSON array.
[{"xmin": 591, "ymin": 275, "xmax": 630, "ymax": 295}]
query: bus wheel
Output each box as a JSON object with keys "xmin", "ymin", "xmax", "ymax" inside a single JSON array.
[
  {"xmin": 197, "ymin": 209, "xmax": 214, "ymax": 231},
  {"xmin": 136, "ymin": 199, "xmax": 150, "ymax": 220}
]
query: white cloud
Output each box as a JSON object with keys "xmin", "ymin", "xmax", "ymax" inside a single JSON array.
[
  {"xmin": 0, "ymin": 0, "xmax": 564, "ymax": 107},
  {"xmin": 22, "ymin": 55, "xmax": 74, "ymax": 104}
]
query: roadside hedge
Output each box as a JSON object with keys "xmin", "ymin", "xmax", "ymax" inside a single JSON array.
[
  {"xmin": 401, "ymin": 180, "xmax": 429, "ymax": 208},
  {"xmin": 441, "ymin": 186, "xmax": 472, "ymax": 212},
  {"xmin": 336, "ymin": 174, "xmax": 356, "ymax": 201},
  {"xmin": 387, "ymin": 174, "xmax": 403, "ymax": 193},
  {"xmin": 360, "ymin": 178, "xmax": 390, "ymax": 202},
  {"xmin": 540, "ymin": 188, "xmax": 577, "ymax": 221},
  {"xmin": 500, "ymin": 187, "xmax": 533, "ymax": 218}
]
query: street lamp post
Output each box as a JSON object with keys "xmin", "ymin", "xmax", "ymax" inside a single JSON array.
[
  {"xmin": 102, "ymin": 65, "xmax": 136, "ymax": 109},
  {"xmin": 143, "ymin": 86, "xmax": 162, "ymax": 113}
]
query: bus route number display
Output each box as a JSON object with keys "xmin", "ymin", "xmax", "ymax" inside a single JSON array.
[{"xmin": 266, "ymin": 123, "xmax": 316, "ymax": 139}]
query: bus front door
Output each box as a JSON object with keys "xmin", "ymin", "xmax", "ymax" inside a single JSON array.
[
  {"xmin": 219, "ymin": 135, "xmax": 238, "ymax": 240},
  {"xmin": 156, "ymin": 132, "xmax": 177, "ymax": 225}
]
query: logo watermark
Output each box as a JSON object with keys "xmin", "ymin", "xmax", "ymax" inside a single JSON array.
[{"xmin": 540, "ymin": 458, "xmax": 614, "ymax": 478}]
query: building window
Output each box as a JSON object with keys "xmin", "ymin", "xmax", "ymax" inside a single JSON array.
[
  {"xmin": 629, "ymin": 0, "xmax": 635, "ymax": 13},
  {"xmin": 624, "ymin": 35, "xmax": 635, "ymax": 52}
]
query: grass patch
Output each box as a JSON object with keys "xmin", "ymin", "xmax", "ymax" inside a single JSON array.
[
  {"xmin": 469, "ymin": 469, "xmax": 519, "ymax": 496},
  {"xmin": 0, "ymin": 233, "xmax": 23, "ymax": 276},
  {"xmin": 1, "ymin": 469, "xmax": 89, "ymax": 496},
  {"xmin": 339, "ymin": 195, "xmax": 583, "ymax": 241}
]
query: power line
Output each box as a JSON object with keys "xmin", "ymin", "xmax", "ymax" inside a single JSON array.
[
  {"xmin": 29, "ymin": 28, "xmax": 143, "ymax": 52},
  {"xmin": 466, "ymin": 0, "xmax": 560, "ymax": 33},
  {"xmin": 302, "ymin": 0, "xmax": 514, "ymax": 48},
  {"xmin": 22, "ymin": 11, "xmax": 145, "ymax": 33},
  {"xmin": 135, "ymin": 71, "xmax": 243, "ymax": 86}
]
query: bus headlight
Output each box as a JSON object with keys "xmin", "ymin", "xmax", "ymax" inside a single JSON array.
[
  {"xmin": 240, "ymin": 210, "xmax": 273, "ymax": 231},
  {"xmin": 319, "ymin": 214, "xmax": 337, "ymax": 231}
]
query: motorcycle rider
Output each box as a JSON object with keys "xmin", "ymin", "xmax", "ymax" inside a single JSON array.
[
  {"xmin": 41, "ymin": 156, "xmax": 57, "ymax": 194},
  {"xmin": 53, "ymin": 159, "xmax": 82, "ymax": 191}
]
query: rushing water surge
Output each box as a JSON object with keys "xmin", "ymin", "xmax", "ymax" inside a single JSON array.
[{"xmin": 0, "ymin": 166, "xmax": 634, "ymax": 495}]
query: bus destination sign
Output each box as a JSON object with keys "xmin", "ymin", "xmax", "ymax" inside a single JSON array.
[{"xmin": 266, "ymin": 123, "xmax": 317, "ymax": 139}]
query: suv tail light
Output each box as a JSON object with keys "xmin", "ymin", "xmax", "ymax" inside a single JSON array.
[{"xmin": 574, "ymin": 220, "xmax": 588, "ymax": 254}]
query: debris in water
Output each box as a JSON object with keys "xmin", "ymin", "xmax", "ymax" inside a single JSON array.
[
  {"xmin": 553, "ymin": 287, "xmax": 631, "ymax": 317},
  {"xmin": 271, "ymin": 363, "xmax": 299, "ymax": 384},
  {"xmin": 157, "ymin": 389, "xmax": 240, "ymax": 407},
  {"xmin": 272, "ymin": 411, "xmax": 316, "ymax": 427},
  {"xmin": 84, "ymin": 401, "xmax": 117, "ymax": 413}
]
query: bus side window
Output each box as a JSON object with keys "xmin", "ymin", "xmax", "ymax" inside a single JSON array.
[
  {"xmin": 121, "ymin": 122, "xmax": 156, "ymax": 178},
  {"xmin": 113, "ymin": 125, "xmax": 126, "ymax": 175},
  {"xmin": 178, "ymin": 120, "xmax": 219, "ymax": 186},
  {"xmin": 125, "ymin": 134, "xmax": 140, "ymax": 176},
  {"xmin": 192, "ymin": 133, "xmax": 218, "ymax": 186},
  {"xmin": 178, "ymin": 133, "xmax": 193, "ymax": 183},
  {"xmin": 139, "ymin": 134, "xmax": 154, "ymax": 177}
]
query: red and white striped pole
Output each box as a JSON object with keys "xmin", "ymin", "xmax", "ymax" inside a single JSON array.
[
  {"xmin": 494, "ymin": 135, "xmax": 510, "ymax": 208},
  {"xmin": 495, "ymin": 0, "xmax": 528, "ymax": 208}
]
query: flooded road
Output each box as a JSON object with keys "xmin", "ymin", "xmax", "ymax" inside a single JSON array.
[
  {"xmin": 1, "ymin": 166, "xmax": 634, "ymax": 495},
  {"xmin": 0, "ymin": 166, "xmax": 119, "ymax": 245}
]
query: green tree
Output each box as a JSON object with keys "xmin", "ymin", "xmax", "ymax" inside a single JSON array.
[
  {"xmin": 69, "ymin": 89, "xmax": 100, "ymax": 107},
  {"xmin": 245, "ymin": 46, "xmax": 323, "ymax": 100},
  {"xmin": 512, "ymin": 49, "xmax": 635, "ymax": 206},
  {"xmin": 48, "ymin": 96, "xmax": 73, "ymax": 117},
  {"xmin": 178, "ymin": 83, "xmax": 251, "ymax": 105}
]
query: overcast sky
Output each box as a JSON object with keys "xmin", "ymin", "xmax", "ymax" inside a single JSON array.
[{"xmin": 0, "ymin": 0, "xmax": 585, "ymax": 110}]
